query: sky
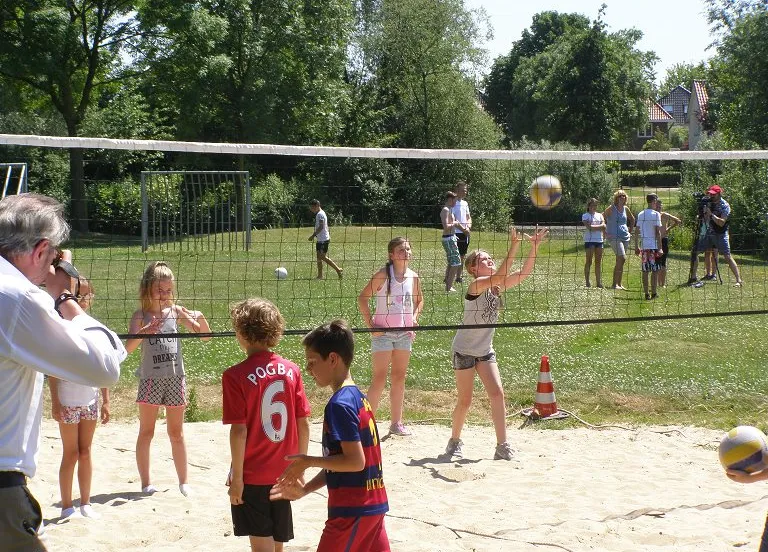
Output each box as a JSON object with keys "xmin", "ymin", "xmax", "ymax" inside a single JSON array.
[{"xmin": 463, "ymin": 0, "xmax": 715, "ymax": 83}]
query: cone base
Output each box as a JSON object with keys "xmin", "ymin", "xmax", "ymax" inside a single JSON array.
[{"xmin": 521, "ymin": 407, "xmax": 570, "ymax": 421}]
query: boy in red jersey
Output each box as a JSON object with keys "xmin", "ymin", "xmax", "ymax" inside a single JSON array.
[
  {"xmin": 270, "ymin": 319, "xmax": 390, "ymax": 552},
  {"xmin": 223, "ymin": 298, "xmax": 311, "ymax": 552}
]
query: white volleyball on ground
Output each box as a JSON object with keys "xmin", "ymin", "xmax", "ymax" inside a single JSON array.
[{"xmin": 275, "ymin": 267, "xmax": 288, "ymax": 280}]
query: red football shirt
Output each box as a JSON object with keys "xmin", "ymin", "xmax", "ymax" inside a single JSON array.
[{"xmin": 222, "ymin": 351, "xmax": 311, "ymax": 485}]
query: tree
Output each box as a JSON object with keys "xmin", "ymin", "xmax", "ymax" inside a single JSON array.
[
  {"xmin": 484, "ymin": 11, "xmax": 590, "ymax": 143},
  {"xmin": 659, "ymin": 62, "xmax": 708, "ymax": 95},
  {"xmin": 485, "ymin": 7, "xmax": 654, "ymax": 148},
  {"xmin": 708, "ymin": 8, "xmax": 768, "ymax": 146},
  {"xmin": 0, "ymin": 0, "xmax": 140, "ymax": 230}
]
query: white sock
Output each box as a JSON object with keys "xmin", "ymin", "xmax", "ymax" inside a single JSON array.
[
  {"xmin": 142, "ymin": 484, "xmax": 157, "ymax": 494},
  {"xmin": 79, "ymin": 504, "xmax": 100, "ymax": 519},
  {"xmin": 179, "ymin": 483, "xmax": 191, "ymax": 497}
]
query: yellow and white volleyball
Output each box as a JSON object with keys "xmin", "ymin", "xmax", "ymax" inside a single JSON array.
[
  {"xmin": 275, "ymin": 267, "xmax": 288, "ymax": 280},
  {"xmin": 718, "ymin": 425, "xmax": 768, "ymax": 474},
  {"xmin": 529, "ymin": 175, "xmax": 562, "ymax": 210}
]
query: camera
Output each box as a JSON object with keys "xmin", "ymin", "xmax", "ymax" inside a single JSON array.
[{"xmin": 693, "ymin": 192, "xmax": 711, "ymax": 217}]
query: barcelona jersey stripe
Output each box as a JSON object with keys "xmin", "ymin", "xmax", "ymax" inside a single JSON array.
[{"xmin": 323, "ymin": 385, "xmax": 389, "ymax": 518}]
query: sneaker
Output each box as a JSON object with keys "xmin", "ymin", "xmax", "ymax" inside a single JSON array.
[
  {"xmin": 494, "ymin": 442, "xmax": 514, "ymax": 461},
  {"xmin": 389, "ymin": 422, "xmax": 412, "ymax": 436},
  {"xmin": 703, "ymin": 274, "xmax": 717, "ymax": 281},
  {"xmin": 651, "ymin": 293, "xmax": 658, "ymax": 299},
  {"xmin": 735, "ymin": 281, "xmax": 743, "ymax": 288},
  {"xmin": 142, "ymin": 484, "xmax": 157, "ymax": 495},
  {"xmin": 686, "ymin": 277, "xmax": 700, "ymax": 285},
  {"xmin": 455, "ymin": 277, "xmax": 463, "ymax": 283},
  {"xmin": 446, "ymin": 287, "xmax": 457, "ymax": 292},
  {"xmin": 444, "ymin": 438, "xmax": 463, "ymax": 460},
  {"xmin": 60, "ymin": 506, "xmax": 77, "ymax": 519},
  {"xmin": 179, "ymin": 484, "xmax": 192, "ymax": 497},
  {"xmin": 645, "ymin": 293, "xmax": 651, "ymax": 300},
  {"xmin": 79, "ymin": 504, "xmax": 100, "ymax": 519}
]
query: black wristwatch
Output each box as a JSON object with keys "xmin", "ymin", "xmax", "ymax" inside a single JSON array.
[{"xmin": 54, "ymin": 292, "xmax": 78, "ymax": 317}]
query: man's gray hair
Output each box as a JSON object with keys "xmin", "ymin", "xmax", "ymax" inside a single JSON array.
[{"xmin": 0, "ymin": 193, "xmax": 70, "ymax": 259}]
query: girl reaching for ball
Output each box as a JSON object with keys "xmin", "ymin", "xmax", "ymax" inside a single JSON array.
[
  {"xmin": 358, "ymin": 237, "xmax": 423, "ymax": 436},
  {"xmin": 443, "ymin": 226, "xmax": 548, "ymax": 462}
]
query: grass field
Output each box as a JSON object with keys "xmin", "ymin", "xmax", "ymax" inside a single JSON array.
[{"xmin": 66, "ymin": 222, "xmax": 768, "ymax": 431}]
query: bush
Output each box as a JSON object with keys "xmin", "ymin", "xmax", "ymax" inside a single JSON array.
[
  {"xmin": 89, "ymin": 178, "xmax": 143, "ymax": 235},
  {"xmin": 619, "ymin": 170, "xmax": 681, "ymax": 188},
  {"xmin": 251, "ymin": 174, "xmax": 298, "ymax": 228}
]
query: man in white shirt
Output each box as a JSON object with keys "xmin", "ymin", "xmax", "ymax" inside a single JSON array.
[
  {"xmin": 451, "ymin": 181, "xmax": 472, "ymax": 283},
  {"xmin": 308, "ymin": 199, "xmax": 343, "ymax": 279},
  {"xmin": 634, "ymin": 193, "xmax": 663, "ymax": 300},
  {"xmin": 0, "ymin": 193, "xmax": 126, "ymax": 551}
]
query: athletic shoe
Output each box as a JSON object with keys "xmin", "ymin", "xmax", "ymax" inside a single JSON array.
[
  {"xmin": 179, "ymin": 484, "xmax": 192, "ymax": 497},
  {"xmin": 444, "ymin": 438, "xmax": 463, "ymax": 460},
  {"xmin": 389, "ymin": 422, "xmax": 412, "ymax": 436},
  {"xmin": 80, "ymin": 504, "xmax": 100, "ymax": 519},
  {"xmin": 60, "ymin": 506, "xmax": 77, "ymax": 519},
  {"xmin": 703, "ymin": 274, "xmax": 717, "ymax": 281},
  {"xmin": 455, "ymin": 277, "xmax": 463, "ymax": 283},
  {"xmin": 494, "ymin": 442, "xmax": 514, "ymax": 461},
  {"xmin": 735, "ymin": 281, "xmax": 743, "ymax": 288},
  {"xmin": 142, "ymin": 484, "xmax": 157, "ymax": 495}
]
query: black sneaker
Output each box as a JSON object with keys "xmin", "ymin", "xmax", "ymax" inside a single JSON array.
[{"xmin": 703, "ymin": 274, "xmax": 717, "ymax": 281}]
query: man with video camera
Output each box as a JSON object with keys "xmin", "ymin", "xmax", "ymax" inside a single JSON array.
[{"xmin": 690, "ymin": 185, "xmax": 743, "ymax": 287}]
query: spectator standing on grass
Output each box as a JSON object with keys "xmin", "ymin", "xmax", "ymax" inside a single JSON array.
[
  {"xmin": 308, "ymin": 199, "xmax": 343, "ymax": 280},
  {"xmin": 689, "ymin": 185, "xmax": 743, "ymax": 287},
  {"xmin": 654, "ymin": 198, "xmax": 681, "ymax": 288},
  {"xmin": 0, "ymin": 193, "xmax": 125, "ymax": 551},
  {"xmin": 634, "ymin": 194, "xmax": 663, "ymax": 300},
  {"xmin": 452, "ymin": 181, "xmax": 472, "ymax": 284},
  {"xmin": 582, "ymin": 198, "xmax": 606, "ymax": 288},
  {"xmin": 125, "ymin": 261, "xmax": 211, "ymax": 497},
  {"xmin": 358, "ymin": 237, "xmax": 423, "ymax": 437},
  {"xmin": 441, "ymin": 191, "xmax": 468, "ymax": 292},
  {"xmin": 603, "ymin": 189, "xmax": 635, "ymax": 290},
  {"xmin": 223, "ymin": 298, "xmax": 311, "ymax": 552},
  {"xmin": 49, "ymin": 276, "xmax": 112, "ymax": 520}
]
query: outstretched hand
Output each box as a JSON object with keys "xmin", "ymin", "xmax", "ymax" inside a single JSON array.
[{"xmin": 523, "ymin": 226, "xmax": 549, "ymax": 246}]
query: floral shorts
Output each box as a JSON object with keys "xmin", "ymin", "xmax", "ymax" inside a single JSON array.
[{"xmin": 61, "ymin": 402, "xmax": 98, "ymax": 424}]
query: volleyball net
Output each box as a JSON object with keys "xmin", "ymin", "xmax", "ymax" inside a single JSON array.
[{"xmin": 2, "ymin": 134, "xmax": 768, "ymax": 338}]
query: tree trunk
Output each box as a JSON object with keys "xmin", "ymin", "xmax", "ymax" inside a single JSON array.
[{"xmin": 68, "ymin": 148, "xmax": 88, "ymax": 232}]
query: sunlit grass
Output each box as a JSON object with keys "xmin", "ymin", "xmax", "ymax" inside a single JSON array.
[{"xmin": 68, "ymin": 222, "xmax": 768, "ymax": 429}]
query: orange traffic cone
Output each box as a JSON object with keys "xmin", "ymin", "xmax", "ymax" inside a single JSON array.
[{"xmin": 522, "ymin": 355, "xmax": 569, "ymax": 421}]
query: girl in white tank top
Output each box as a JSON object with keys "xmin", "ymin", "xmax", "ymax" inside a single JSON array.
[
  {"xmin": 358, "ymin": 238, "xmax": 423, "ymax": 436},
  {"xmin": 445, "ymin": 227, "xmax": 548, "ymax": 462}
]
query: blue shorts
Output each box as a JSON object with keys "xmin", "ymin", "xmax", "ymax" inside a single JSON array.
[
  {"xmin": 584, "ymin": 241, "xmax": 604, "ymax": 249},
  {"xmin": 698, "ymin": 232, "xmax": 731, "ymax": 256},
  {"xmin": 442, "ymin": 236, "xmax": 461, "ymax": 267},
  {"xmin": 371, "ymin": 332, "xmax": 413, "ymax": 353}
]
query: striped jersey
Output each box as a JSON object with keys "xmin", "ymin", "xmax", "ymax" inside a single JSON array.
[{"xmin": 323, "ymin": 385, "xmax": 388, "ymax": 518}]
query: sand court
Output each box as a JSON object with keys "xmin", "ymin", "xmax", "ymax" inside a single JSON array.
[{"xmin": 28, "ymin": 420, "xmax": 768, "ymax": 551}]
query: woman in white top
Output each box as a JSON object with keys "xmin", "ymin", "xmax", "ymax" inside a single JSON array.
[
  {"xmin": 358, "ymin": 237, "xmax": 423, "ymax": 436},
  {"xmin": 582, "ymin": 198, "xmax": 606, "ymax": 288}
]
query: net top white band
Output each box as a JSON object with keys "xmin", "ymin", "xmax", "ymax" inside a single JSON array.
[{"xmin": 2, "ymin": 134, "xmax": 768, "ymax": 161}]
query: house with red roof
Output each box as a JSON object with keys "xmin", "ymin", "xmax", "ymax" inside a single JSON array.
[
  {"xmin": 689, "ymin": 80, "xmax": 710, "ymax": 150},
  {"xmin": 634, "ymin": 99, "xmax": 674, "ymax": 149}
]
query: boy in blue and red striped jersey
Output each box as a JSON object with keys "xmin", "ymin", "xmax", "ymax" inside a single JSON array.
[{"xmin": 270, "ymin": 319, "xmax": 390, "ymax": 552}]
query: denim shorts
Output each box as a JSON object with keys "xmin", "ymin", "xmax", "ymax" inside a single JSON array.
[
  {"xmin": 371, "ymin": 332, "xmax": 414, "ymax": 353},
  {"xmin": 584, "ymin": 241, "xmax": 604, "ymax": 249},
  {"xmin": 452, "ymin": 350, "xmax": 496, "ymax": 370},
  {"xmin": 698, "ymin": 232, "xmax": 731, "ymax": 256}
]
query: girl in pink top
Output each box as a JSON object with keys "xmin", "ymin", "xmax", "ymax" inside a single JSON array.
[{"xmin": 358, "ymin": 237, "xmax": 423, "ymax": 436}]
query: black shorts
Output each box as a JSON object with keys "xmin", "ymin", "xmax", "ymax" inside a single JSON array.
[
  {"xmin": 455, "ymin": 233, "xmax": 470, "ymax": 256},
  {"xmin": 658, "ymin": 237, "xmax": 669, "ymax": 267},
  {"xmin": 316, "ymin": 240, "xmax": 330, "ymax": 254},
  {"xmin": 231, "ymin": 484, "xmax": 294, "ymax": 541}
]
